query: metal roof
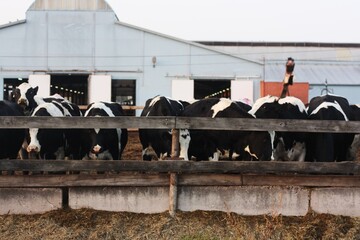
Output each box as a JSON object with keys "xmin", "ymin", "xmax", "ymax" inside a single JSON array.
[
  {"xmin": 28, "ymin": 0, "xmax": 113, "ymax": 11},
  {"xmin": 265, "ymin": 61, "xmax": 360, "ymax": 85}
]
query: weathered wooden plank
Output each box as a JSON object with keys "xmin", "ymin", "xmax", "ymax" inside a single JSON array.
[
  {"xmin": 1, "ymin": 173, "xmax": 360, "ymax": 188},
  {"xmin": 0, "ymin": 116, "xmax": 176, "ymax": 129},
  {"xmin": 1, "ymin": 116, "xmax": 360, "ymax": 132},
  {"xmin": 1, "ymin": 160, "xmax": 360, "ymax": 175},
  {"xmin": 176, "ymin": 117, "xmax": 360, "ymax": 133},
  {"xmin": 0, "ymin": 173, "xmax": 169, "ymax": 188},
  {"xmin": 178, "ymin": 174, "xmax": 242, "ymax": 186}
]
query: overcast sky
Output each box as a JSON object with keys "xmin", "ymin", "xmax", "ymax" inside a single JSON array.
[{"xmin": 0, "ymin": 0, "xmax": 359, "ymax": 43}]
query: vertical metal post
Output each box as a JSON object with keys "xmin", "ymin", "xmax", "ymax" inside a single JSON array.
[{"xmin": 169, "ymin": 173, "xmax": 178, "ymax": 217}]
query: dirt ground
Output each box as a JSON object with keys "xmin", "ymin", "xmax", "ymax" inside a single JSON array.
[{"xmin": 2, "ymin": 131, "xmax": 360, "ymax": 239}]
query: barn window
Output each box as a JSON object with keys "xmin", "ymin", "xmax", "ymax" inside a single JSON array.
[
  {"xmin": 194, "ymin": 80, "xmax": 231, "ymax": 99},
  {"xmin": 50, "ymin": 74, "xmax": 88, "ymax": 106},
  {"xmin": 111, "ymin": 80, "xmax": 136, "ymax": 116}
]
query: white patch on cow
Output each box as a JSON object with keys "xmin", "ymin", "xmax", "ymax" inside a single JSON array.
[
  {"xmin": 34, "ymin": 95, "xmax": 45, "ymax": 106},
  {"xmin": 278, "ymin": 96, "xmax": 307, "ymax": 113},
  {"xmin": 27, "ymin": 128, "xmax": 41, "ymax": 153},
  {"xmin": 146, "ymin": 96, "xmax": 183, "ymax": 117},
  {"xmin": 208, "ymin": 151, "xmax": 219, "ymax": 161},
  {"xmin": 244, "ymin": 145, "xmax": 259, "ymax": 160},
  {"xmin": 211, "ymin": 98, "xmax": 233, "ymax": 118},
  {"xmin": 85, "ymin": 102, "xmax": 115, "ymax": 117},
  {"xmin": 355, "ymin": 104, "xmax": 360, "ymax": 109},
  {"xmin": 33, "ymin": 102, "xmax": 65, "ymax": 117},
  {"xmin": 17, "ymin": 83, "xmax": 32, "ymax": 105},
  {"xmin": 179, "ymin": 129, "xmax": 190, "ymax": 160},
  {"xmin": 160, "ymin": 152, "xmax": 168, "ymax": 160},
  {"xmin": 310, "ymin": 101, "xmax": 349, "ymax": 121},
  {"xmin": 248, "ymin": 95, "xmax": 278, "ymax": 116},
  {"xmin": 92, "ymin": 144, "xmax": 101, "ymax": 153},
  {"xmin": 268, "ymin": 131, "xmax": 276, "ymax": 160},
  {"xmin": 146, "ymin": 96, "xmax": 162, "ymax": 117},
  {"xmin": 50, "ymin": 93, "xmax": 65, "ymax": 100},
  {"xmin": 149, "ymin": 96, "xmax": 161, "ymax": 107}
]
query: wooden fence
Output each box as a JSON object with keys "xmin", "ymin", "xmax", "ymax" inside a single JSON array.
[{"xmin": 1, "ymin": 116, "xmax": 360, "ymax": 216}]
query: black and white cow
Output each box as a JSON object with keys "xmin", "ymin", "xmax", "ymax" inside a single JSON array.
[
  {"xmin": 139, "ymin": 95, "xmax": 189, "ymax": 160},
  {"xmin": 14, "ymin": 82, "xmax": 65, "ymax": 115},
  {"xmin": 27, "ymin": 101, "xmax": 69, "ymax": 159},
  {"xmin": 81, "ymin": 102, "xmax": 128, "ymax": 160},
  {"xmin": 14, "ymin": 83, "xmax": 83, "ymax": 159},
  {"xmin": 0, "ymin": 101, "xmax": 26, "ymax": 159},
  {"xmin": 248, "ymin": 95, "xmax": 308, "ymax": 161},
  {"xmin": 306, "ymin": 94, "xmax": 355, "ymax": 162},
  {"xmin": 179, "ymin": 98, "xmax": 272, "ymax": 161}
]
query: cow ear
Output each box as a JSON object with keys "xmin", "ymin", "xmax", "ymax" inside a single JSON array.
[{"xmin": 33, "ymin": 86, "xmax": 39, "ymax": 95}]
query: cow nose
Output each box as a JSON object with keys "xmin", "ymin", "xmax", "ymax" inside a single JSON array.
[
  {"xmin": 18, "ymin": 98, "xmax": 28, "ymax": 106},
  {"xmin": 92, "ymin": 144, "xmax": 102, "ymax": 154},
  {"xmin": 27, "ymin": 145, "xmax": 39, "ymax": 153}
]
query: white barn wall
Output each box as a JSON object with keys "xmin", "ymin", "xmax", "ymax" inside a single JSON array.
[{"xmin": 0, "ymin": 4, "xmax": 264, "ymax": 107}]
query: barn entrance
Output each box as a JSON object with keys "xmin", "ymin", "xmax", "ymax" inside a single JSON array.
[
  {"xmin": 50, "ymin": 74, "xmax": 88, "ymax": 105},
  {"xmin": 111, "ymin": 79, "xmax": 136, "ymax": 116},
  {"xmin": 3, "ymin": 78, "xmax": 29, "ymax": 101},
  {"xmin": 194, "ymin": 80, "xmax": 231, "ymax": 99}
]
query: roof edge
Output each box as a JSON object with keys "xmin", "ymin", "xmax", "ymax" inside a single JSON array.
[
  {"xmin": 0, "ymin": 19, "xmax": 26, "ymax": 29},
  {"xmin": 197, "ymin": 41, "xmax": 360, "ymax": 48}
]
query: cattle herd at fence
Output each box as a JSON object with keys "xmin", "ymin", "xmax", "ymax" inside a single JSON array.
[{"xmin": 1, "ymin": 82, "xmax": 360, "ymax": 163}]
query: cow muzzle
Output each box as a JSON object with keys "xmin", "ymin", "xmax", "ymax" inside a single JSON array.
[
  {"xmin": 17, "ymin": 98, "xmax": 28, "ymax": 107},
  {"xmin": 91, "ymin": 144, "xmax": 102, "ymax": 154},
  {"xmin": 27, "ymin": 145, "xmax": 40, "ymax": 153}
]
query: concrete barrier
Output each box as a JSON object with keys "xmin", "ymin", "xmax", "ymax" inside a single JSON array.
[
  {"xmin": 3, "ymin": 186, "xmax": 360, "ymax": 216},
  {"xmin": 69, "ymin": 187, "xmax": 169, "ymax": 213},
  {"xmin": 178, "ymin": 186, "xmax": 309, "ymax": 216},
  {"xmin": 0, "ymin": 188, "xmax": 62, "ymax": 215},
  {"xmin": 311, "ymin": 188, "xmax": 360, "ymax": 217}
]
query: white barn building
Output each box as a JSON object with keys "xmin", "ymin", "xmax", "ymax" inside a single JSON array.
[{"xmin": 0, "ymin": 0, "xmax": 263, "ymax": 114}]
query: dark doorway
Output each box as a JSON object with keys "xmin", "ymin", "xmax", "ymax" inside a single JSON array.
[
  {"xmin": 194, "ymin": 80, "xmax": 231, "ymax": 99},
  {"xmin": 111, "ymin": 80, "xmax": 136, "ymax": 116},
  {"xmin": 50, "ymin": 74, "xmax": 88, "ymax": 105},
  {"xmin": 3, "ymin": 78, "xmax": 28, "ymax": 101}
]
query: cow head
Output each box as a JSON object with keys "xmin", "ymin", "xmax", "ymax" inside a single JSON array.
[
  {"xmin": 14, "ymin": 83, "xmax": 38, "ymax": 110},
  {"xmin": 82, "ymin": 128, "xmax": 120, "ymax": 160}
]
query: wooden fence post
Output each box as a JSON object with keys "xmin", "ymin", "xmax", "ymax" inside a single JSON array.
[
  {"xmin": 171, "ymin": 129, "xmax": 180, "ymax": 159},
  {"xmin": 169, "ymin": 173, "xmax": 178, "ymax": 217}
]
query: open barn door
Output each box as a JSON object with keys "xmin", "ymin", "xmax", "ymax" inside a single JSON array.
[
  {"xmin": 88, "ymin": 75, "xmax": 111, "ymax": 103},
  {"xmin": 172, "ymin": 79, "xmax": 194, "ymax": 101}
]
